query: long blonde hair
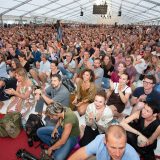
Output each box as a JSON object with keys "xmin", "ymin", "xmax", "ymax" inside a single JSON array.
[{"xmin": 15, "ymin": 68, "xmax": 28, "ymax": 80}]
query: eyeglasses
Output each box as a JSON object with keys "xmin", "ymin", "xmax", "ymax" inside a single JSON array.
[{"xmin": 143, "ymin": 80, "xmax": 153, "ymax": 85}]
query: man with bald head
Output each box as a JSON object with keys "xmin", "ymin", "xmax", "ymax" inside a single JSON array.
[{"xmin": 68, "ymin": 125, "xmax": 140, "ymax": 160}]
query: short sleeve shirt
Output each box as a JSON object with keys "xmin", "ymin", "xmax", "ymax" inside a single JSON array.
[{"xmin": 86, "ymin": 134, "xmax": 140, "ymax": 160}]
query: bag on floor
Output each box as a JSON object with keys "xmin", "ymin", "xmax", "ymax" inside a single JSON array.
[
  {"xmin": 62, "ymin": 78, "xmax": 75, "ymax": 93},
  {"xmin": 0, "ymin": 112, "xmax": 22, "ymax": 138},
  {"xmin": 25, "ymin": 114, "xmax": 44, "ymax": 146}
]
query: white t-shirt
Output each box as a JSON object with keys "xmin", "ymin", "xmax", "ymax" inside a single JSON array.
[
  {"xmin": 135, "ymin": 58, "xmax": 147, "ymax": 74},
  {"xmin": 113, "ymin": 83, "xmax": 132, "ymax": 94},
  {"xmin": 85, "ymin": 102, "xmax": 113, "ymax": 133},
  {"xmin": 63, "ymin": 59, "xmax": 76, "ymax": 71},
  {"xmin": 39, "ymin": 60, "xmax": 50, "ymax": 73}
]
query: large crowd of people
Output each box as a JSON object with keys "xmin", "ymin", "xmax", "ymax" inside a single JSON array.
[{"xmin": 0, "ymin": 23, "xmax": 160, "ymax": 160}]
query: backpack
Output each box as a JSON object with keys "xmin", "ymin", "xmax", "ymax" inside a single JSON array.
[
  {"xmin": 25, "ymin": 114, "xmax": 44, "ymax": 146},
  {"xmin": 0, "ymin": 112, "xmax": 22, "ymax": 138},
  {"xmin": 62, "ymin": 78, "xmax": 75, "ymax": 93}
]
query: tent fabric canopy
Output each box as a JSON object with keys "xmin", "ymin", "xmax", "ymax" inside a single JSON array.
[{"xmin": 0, "ymin": 0, "xmax": 160, "ymax": 24}]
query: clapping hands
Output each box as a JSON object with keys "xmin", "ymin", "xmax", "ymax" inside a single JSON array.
[
  {"xmin": 137, "ymin": 134, "xmax": 149, "ymax": 147},
  {"xmin": 5, "ymin": 88, "xmax": 16, "ymax": 95}
]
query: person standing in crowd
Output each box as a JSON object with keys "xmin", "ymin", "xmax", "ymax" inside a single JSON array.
[{"xmin": 55, "ymin": 20, "xmax": 63, "ymax": 42}]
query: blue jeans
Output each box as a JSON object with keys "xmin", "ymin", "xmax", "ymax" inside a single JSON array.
[
  {"xmin": 37, "ymin": 126, "xmax": 78, "ymax": 160},
  {"xmin": 59, "ymin": 66, "xmax": 73, "ymax": 79},
  {"xmin": 102, "ymin": 77, "xmax": 110, "ymax": 89}
]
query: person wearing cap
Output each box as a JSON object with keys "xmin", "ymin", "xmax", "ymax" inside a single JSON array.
[
  {"xmin": 37, "ymin": 102, "xmax": 80, "ymax": 160},
  {"xmin": 120, "ymin": 101, "xmax": 160, "ymax": 160},
  {"xmin": 68, "ymin": 125, "xmax": 140, "ymax": 160}
]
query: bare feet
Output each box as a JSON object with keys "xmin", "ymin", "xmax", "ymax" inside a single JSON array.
[{"xmin": 0, "ymin": 101, "xmax": 4, "ymax": 109}]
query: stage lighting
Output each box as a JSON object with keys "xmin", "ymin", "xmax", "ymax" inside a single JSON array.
[
  {"xmin": 80, "ymin": 11, "xmax": 83, "ymax": 16},
  {"xmin": 118, "ymin": 10, "xmax": 121, "ymax": 16}
]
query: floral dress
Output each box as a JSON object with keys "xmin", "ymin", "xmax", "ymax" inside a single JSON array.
[{"xmin": 7, "ymin": 83, "xmax": 35, "ymax": 117}]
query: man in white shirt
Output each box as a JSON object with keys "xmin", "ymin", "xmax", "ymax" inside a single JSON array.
[
  {"xmin": 30, "ymin": 54, "xmax": 50, "ymax": 86},
  {"xmin": 59, "ymin": 52, "xmax": 76, "ymax": 79}
]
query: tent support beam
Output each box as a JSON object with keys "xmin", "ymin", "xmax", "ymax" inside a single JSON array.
[
  {"xmin": 0, "ymin": 15, "xmax": 3, "ymax": 26},
  {"xmin": 0, "ymin": 0, "xmax": 32, "ymax": 16},
  {"xmin": 20, "ymin": 0, "xmax": 59, "ymax": 17},
  {"xmin": 43, "ymin": 0, "xmax": 79, "ymax": 15}
]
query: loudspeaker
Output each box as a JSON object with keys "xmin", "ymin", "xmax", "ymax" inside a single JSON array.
[
  {"xmin": 80, "ymin": 11, "xmax": 83, "ymax": 16},
  {"xmin": 118, "ymin": 10, "xmax": 121, "ymax": 16}
]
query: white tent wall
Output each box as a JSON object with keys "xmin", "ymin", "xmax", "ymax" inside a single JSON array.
[
  {"xmin": 0, "ymin": 0, "xmax": 160, "ymax": 25},
  {"xmin": 1, "ymin": 15, "xmax": 58, "ymax": 24}
]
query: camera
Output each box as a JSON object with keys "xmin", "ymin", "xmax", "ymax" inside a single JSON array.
[
  {"xmin": 50, "ymin": 132, "xmax": 60, "ymax": 145},
  {"xmin": 34, "ymin": 85, "xmax": 41, "ymax": 90},
  {"xmin": 16, "ymin": 149, "xmax": 38, "ymax": 160}
]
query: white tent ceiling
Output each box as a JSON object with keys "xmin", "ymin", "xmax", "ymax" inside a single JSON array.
[{"xmin": 0, "ymin": 0, "xmax": 160, "ymax": 24}]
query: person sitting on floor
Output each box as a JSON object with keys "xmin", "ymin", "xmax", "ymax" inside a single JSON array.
[
  {"xmin": 68, "ymin": 125, "xmax": 140, "ymax": 160},
  {"xmin": 0, "ymin": 77, "xmax": 17, "ymax": 109},
  {"xmin": 5, "ymin": 68, "xmax": 34, "ymax": 117},
  {"xmin": 72, "ymin": 69, "xmax": 96, "ymax": 116},
  {"xmin": 79, "ymin": 90, "xmax": 113, "ymax": 147},
  {"xmin": 58, "ymin": 52, "xmax": 76, "ymax": 79},
  {"xmin": 0, "ymin": 54, "xmax": 9, "ymax": 78},
  {"xmin": 29, "ymin": 53, "xmax": 50, "ymax": 87},
  {"xmin": 130, "ymin": 75, "xmax": 160, "ymax": 114},
  {"xmin": 106, "ymin": 73, "xmax": 132, "ymax": 120},
  {"xmin": 120, "ymin": 101, "xmax": 160, "ymax": 160},
  {"xmin": 37, "ymin": 102, "xmax": 80, "ymax": 160},
  {"xmin": 46, "ymin": 60, "xmax": 63, "ymax": 83},
  {"xmin": 34, "ymin": 74, "xmax": 70, "ymax": 115}
]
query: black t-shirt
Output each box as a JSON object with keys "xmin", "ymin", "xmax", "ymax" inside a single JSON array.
[
  {"xmin": 133, "ymin": 87, "xmax": 160, "ymax": 110},
  {"xmin": 23, "ymin": 61, "xmax": 31, "ymax": 72},
  {"xmin": 6, "ymin": 52, "xmax": 18, "ymax": 60},
  {"xmin": 0, "ymin": 77, "xmax": 17, "ymax": 101},
  {"xmin": 102, "ymin": 65, "xmax": 114, "ymax": 78}
]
